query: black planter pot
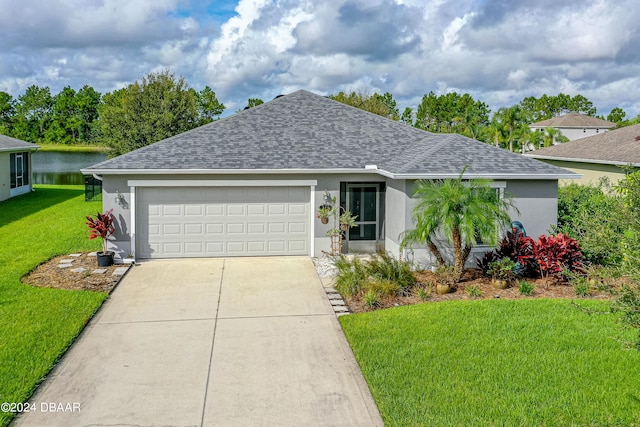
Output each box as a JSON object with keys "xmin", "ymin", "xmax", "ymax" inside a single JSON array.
[{"xmin": 97, "ymin": 251, "xmax": 115, "ymax": 267}]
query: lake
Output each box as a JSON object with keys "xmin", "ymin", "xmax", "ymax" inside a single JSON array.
[{"xmin": 32, "ymin": 150, "xmax": 107, "ymax": 185}]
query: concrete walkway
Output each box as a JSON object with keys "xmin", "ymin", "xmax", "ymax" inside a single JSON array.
[{"xmin": 14, "ymin": 257, "xmax": 382, "ymax": 427}]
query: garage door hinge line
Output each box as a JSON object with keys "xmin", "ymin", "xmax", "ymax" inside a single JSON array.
[{"xmin": 200, "ymin": 259, "xmax": 225, "ymax": 427}]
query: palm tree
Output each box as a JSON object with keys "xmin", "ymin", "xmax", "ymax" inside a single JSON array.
[
  {"xmin": 542, "ymin": 127, "xmax": 569, "ymax": 147},
  {"xmin": 400, "ymin": 169, "xmax": 516, "ymax": 281}
]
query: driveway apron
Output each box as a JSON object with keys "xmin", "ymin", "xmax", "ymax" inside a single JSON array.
[{"xmin": 13, "ymin": 257, "xmax": 382, "ymax": 427}]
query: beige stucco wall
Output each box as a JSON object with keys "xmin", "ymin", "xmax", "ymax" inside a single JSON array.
[{"xmin": 538, "ymin": 159, "xmax": 631, "ymax": 186}]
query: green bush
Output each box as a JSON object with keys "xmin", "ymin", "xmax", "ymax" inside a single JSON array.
[
  {"xmin": 334, "ymin": 256, "xmax": 369, "ymax": 298},
  {"xmin": 555, "ymin": 181, "xmax": 628, "ymax": 266},
  {"xmin": 364, "ymin": 289, "xmax": 380, "ymax": 309},
  {"xmin": 367, "ymin": 252, "xmax": 416, "ymax": 289},
  {"xmin": 333, "ymin": 253, "xmax": 416, "ymax": 300},
  {"xmin": 466, "ymin": 284, "xmax": 483, "ymax": 297},
  {"xmin": 517, "ymin": 280, "xmax": 535, "ymax": 296}
]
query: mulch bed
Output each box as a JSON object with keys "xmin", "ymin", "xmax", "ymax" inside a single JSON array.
[
  {"xmin": 22, "ymin": 253, "xmax": 129, "ymax": 293},
  {"xmin": 345, "ymin": 268, "xmax": 619, "ymax": 313}
]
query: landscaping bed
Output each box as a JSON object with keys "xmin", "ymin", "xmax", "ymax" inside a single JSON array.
[
  {"xmin": 341, "ymin": 267, "xmax": 617, "ymax": 313},
  {"xmin": 22, "ymin": 253, "xmax": 127, "ymax": 293}
]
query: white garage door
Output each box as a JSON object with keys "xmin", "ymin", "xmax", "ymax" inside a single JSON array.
[{"xmin": 136, "ymin": 186, "xmax": 310, "ymax": 259}]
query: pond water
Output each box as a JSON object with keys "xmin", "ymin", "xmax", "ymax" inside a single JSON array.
[{"xmin": 32, "ymin": 150, "xmax": 107, "ymax": 185}]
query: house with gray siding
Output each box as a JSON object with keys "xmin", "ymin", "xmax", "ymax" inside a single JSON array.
[
  {"xmin": 82, "ymin": 90, "xmax": 577, "ymax": 266},
  {"xmin": 0, "ymin": 135, "xmax": 39, "ymax": 202}
]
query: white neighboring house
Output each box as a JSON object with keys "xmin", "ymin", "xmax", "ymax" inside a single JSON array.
[
  {"xmin": 529, "ymin": 113, "xmax": 616, "ymax": 142},
  {"xmin": 0, "ymin": 135, "xmax": 39, "ymax": 202}
]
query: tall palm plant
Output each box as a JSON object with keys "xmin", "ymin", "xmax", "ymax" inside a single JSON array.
[{"xmin": 400, "ymin": 169, "xmax": 517, "ymax": 281}]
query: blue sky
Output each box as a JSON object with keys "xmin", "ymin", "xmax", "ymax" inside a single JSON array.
[{"xmin": 1, "ymin": 0, "xmax": 639, "ymax": 118}]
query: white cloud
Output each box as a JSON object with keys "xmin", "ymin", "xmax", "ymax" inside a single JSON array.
[{"xmin": 1, "ymin": 0, "xmax": 640, "ymax": 119}]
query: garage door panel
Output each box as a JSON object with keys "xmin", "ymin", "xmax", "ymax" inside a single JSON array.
[
  {"xmin": 137, "ymin": 187, "xmax": 310, "ymax": 259},
  {"xmin": 206, "ymin": 205, "xmax": 224, "ymax": 216}
]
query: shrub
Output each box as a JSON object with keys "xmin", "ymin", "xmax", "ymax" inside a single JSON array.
[
  {"xmin": 476, "ymin": 250, "xmax": 499, "ymax": 275},
  {"xmin": 434, "ymin": 265, "xmax": 458, "ymax": 287},
  {"xmin": 612, "ymin": 283, "xmax": 640, "ymax": 350},
  {"xmin": 573, "ymin": 281, "xmax": 591, "ymax": 297},
  {"xmin": 496, "ymin": 231, "xmax": 537, "ymax": 277},
  {"xmin": 368, "ymin": 278, "xmax": 401, "ymax": 297},
  {"xmin": 334, "ymin": 256, "xmax": 369, "ymax": 298},
  {"xmin": 466, "ymin": 284, "xmax": 483, "ymax": 298},
  {"xmin": 486, "ymin": 258, "xmax": 516, "ymax": 281},
  {"xmin": 555, "ymin": 181, "xmax": 627, "ymax": 266},
  {"xmin": 478, "ymin": 230, "xmax": 536, "ymax": 277},
  {"xmin": 415, "ymin": 285, "xmax": 431, "ymax": 301},
  {"xmin": 333, "ymin": 254, "xmax": 415, "ymax": 300},
  {"xmin": 364, "ymin": 290, "xmax": 380, "ymax": 309},
  {"xmin": 367, "ymin": 252, "xmax": 416, "ymax": 290},
  {"xmin": 533, "ymin": 233, "xmax": 584, "ymax": 278},
  {"xmin": 517, "ymin": 280, "xmax": 534, "ymax": 296}
]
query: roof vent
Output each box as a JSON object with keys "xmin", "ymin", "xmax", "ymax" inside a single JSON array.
[{"xmin": 635, "ymin": 136, "xmax": 640, "ymax": 141}]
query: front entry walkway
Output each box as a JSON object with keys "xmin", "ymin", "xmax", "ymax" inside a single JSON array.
[{"xmin": 14, "ymin": 257, "xmax": 382, "ymax": 427}]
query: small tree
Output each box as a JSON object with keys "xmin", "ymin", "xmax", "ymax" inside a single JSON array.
[
  {"xmin": 400, "ymin": 169, "xmax": 516, "ymax": 281},
  {"xmin": 86, "ymin": 209, "xmax": 116, "ymax": 254}
]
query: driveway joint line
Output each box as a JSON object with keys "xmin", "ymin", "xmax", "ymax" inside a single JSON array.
[
  {"xmin": 97, "ymin": 317, "xmax": 218, "ymax": 325},
  {"xmin": 200, "ymin": 259, "xmax": 225, "ymax": 427},
  {"xmin": 217, "ymin": 313, "xmax": 333, "ymax": 320}
]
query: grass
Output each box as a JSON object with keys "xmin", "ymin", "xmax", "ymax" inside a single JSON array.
[
  {"xmin": 340, "ymin": 299, "xmax": 640, "ymax": 426},
  {"xmin": 37, "ymin": 143, "xmax": 110, "ymax": 153},
  {"xmin": 0, "ymin": 185, "xmax": 106, "ymax": 426}
]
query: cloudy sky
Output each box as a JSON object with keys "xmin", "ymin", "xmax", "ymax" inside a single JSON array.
[{"xmin": 1, "ymin": 0, "xmax": 639, "ymax": 117}]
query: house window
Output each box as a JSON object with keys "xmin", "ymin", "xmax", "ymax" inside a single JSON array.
[{"xmin": 10, "ymin": 152, "xmax": 29, "ymax": 189}]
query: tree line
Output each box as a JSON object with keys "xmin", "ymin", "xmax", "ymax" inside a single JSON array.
[
  {"xmin": 330, "ymin": 90, "xmax": 640, "ymax": 153},
  {"xmin": 2, "ymin": 70, "xmax": 639, "ymax": 156}
]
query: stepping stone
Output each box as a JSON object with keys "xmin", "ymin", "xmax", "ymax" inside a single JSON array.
[
  {"xmin": 112, "ymin": 267, "xmax": 129, "ymax": 276},
  {"xmin": 88, "ymin": 252, "xmax": 97, "ymax": 257},
  {"xmin": 59, "ymin": 259, "xmax": 75, "ymax": 264},
  {"xmin": 336, "ymin": 312, "xmax": 350, "ymax": 317},
  {"xmin": 327, "ymin": 294, "xmax": 343, "ymax": 300},
  {"xmin": 92, "ymin": 268, "xmax": 107, "ymax": 274},
  {"xmin": 71, "ymin": 268, "xmax": 87, "ymax": 273},
  {"xmin": 69, "ymin": 253, "xmax": 82, "ymax": 257},
  {"xmin": 58, "ymin": 263, "xmax": 73, "ymax": 269},
  {"xmin": 330, "ymin": 300, "xmax": 346, "ymax": 306},
  {"xmin": 325, "ymin": 287, "xmax": 337, "ymax": 293},
  {"xmin": 334, "ymin": 307, "xmax": 350, "ymax": 313}
]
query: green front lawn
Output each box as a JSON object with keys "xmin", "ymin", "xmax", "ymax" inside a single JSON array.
[
  {"xmin": 340, "ymin": 299, "xmax": 640, "ymax": 426},
  {"xmin": 0, "ymin": 185, "xmax": 106, "ymax": 426}
]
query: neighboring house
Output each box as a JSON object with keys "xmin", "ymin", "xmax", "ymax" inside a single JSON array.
[
  {"xmin": 525, "ymin": 123, "xmax": 640, "ymax": 186},
  {"xmin": 529, "ymin": 113, "xmax": 616, "ymax": 142},
  {"xmin": 0, "ymin": 135, "xmax": 39, "ymax": 202},
  {"xmin": 82, "ymin": 90, "xmax": 577, "ymax": 265}
]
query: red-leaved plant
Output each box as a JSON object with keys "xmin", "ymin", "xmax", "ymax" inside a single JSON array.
[
  {"xmin": 86, "ymin": 209, "xmax": 116, "ymax": 254},
  {"xmin": 533, "ymin": 233, "xmax": 584, "ymax": 278}
]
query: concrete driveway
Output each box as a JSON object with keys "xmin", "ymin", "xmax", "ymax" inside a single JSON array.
[{"xmin": 14, "ymin": 257, "xmax": 382, "ymax": 427}]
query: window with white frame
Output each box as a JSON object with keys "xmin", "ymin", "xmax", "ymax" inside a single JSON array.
[{"xmin": 10, "ymin": 152, "xmax": 29, "ymax": 189}]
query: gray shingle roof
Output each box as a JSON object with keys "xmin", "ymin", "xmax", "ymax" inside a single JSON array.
[
  {"xmin": 526, "ymin": 123, "xmax": 640, "ymax": 166},
  {"xmin": 86, "ymin": 90, "xmax": 574, "ymax": 179},
  {"xmin": 0, "ymin": 134, "xmax": 39, "ymax": 152},
  {"xmin": 529, "ymin": 113, "xmax": 615, "ymax": 129}
]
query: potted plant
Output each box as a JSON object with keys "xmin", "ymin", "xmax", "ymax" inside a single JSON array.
[
  {"xmin": 86, "ymin": 209, "xmax": 116, "ymax": 267},
  {"xmin": 316, "ymin": 205, "xmax": 333, "ymax": 224},
  {"xmin": 433, "ymin": 265, "xmax": 457, "ymax": 294},
  {"xmin": 487, "ymin": 258, "xmax": 516, "ymax": 289},
  {"xmin": 339, "ymin": 211, "xmax": 358, "ymax": 231}
]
